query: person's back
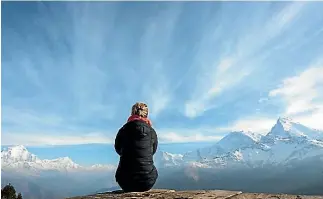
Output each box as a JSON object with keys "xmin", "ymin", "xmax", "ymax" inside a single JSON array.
[{"xmin": 114, "ymin": 102, "xmax": 158, "ymax": 192}]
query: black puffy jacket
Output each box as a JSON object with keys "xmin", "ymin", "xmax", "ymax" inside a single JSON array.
[{"xmin": 114, "ymin": 120, "xmax": 158, "ymax": 192}]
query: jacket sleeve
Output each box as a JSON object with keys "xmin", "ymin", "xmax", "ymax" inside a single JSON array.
[
  {"xmin": 115, "ymin": 126, "xmax": 125, "ymax": 156},
  {"xmin": 152, "ymin": 128, "xmax": 158, "ymax": 155}
]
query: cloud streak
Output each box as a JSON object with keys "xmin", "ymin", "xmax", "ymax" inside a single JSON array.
[
  {"xmin": 217, "ymin": 117, "xmax": 277, "ymax": 135},
  {"xmin": 159, "ymin": 133, "xmax": 223, "ymax": 144},
  {"xmin": 139, "ymin": 4, "xmax": 183, "ymax": 118},
  {"xmin": 2, "ymin": 132, "xmax": 114, "ymax": 146},
  {"xmin": 269, "ymin": 59, "xmax": 323, "ymax": 130},
  {"xmin": 184, "ymin": 2, "xmax": 307, "ymax": 118},
  {"xmin": 2, "ymin": 2, "xmax": 323, "ymax": 146}
]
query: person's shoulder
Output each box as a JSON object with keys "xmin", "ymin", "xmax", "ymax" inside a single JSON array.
[{"xmin": 125, "ymin": 120, "xmax": 155, "ymax": 131}]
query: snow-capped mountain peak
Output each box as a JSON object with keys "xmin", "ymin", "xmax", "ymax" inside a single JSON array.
[
  {"xmin": 154, "ymin": 151, "xmax": 183, "ymax": 168},
  {"xmin": 216, "ymin": 130, "xmax": 260, "ymax": 150},
  {"xmin": 1, "ymin": 145, "xmax": 40, "ymax": 163},
  {"xmin": 231, "ymin": 131, "xmax": 262, "ymax": 142},
  {"xmin": 55, "ymin": 157, "xmax": 73, "ymax": 163},
  {"xmin": 277, "ymin": 117, "xmax": 294, "ymax": 131},
  {"xmin": 41, "ymin": 156, "xmax": 81, "ymax": 170},
  {"xmin": 182, "ymin": 130, "xmax": 261, "ymax": 163},
  {"xmin": 266, "ymin": 117, "xmax": 323, "ymax": 141},
  {"xmin": 9, "ymin": 145, "xmax": 27, "ymax": 151},
  {"xmin": 90, "ymin": 164, "xmax": 116, "ymax": 169},
  {"xmin": 266, "ymin": 117, "xmax": 300, "ymax": 139},
  {"xmin": 1, "ymin": 145, "xmax": 116, "ymax": 174},
  {"xmin": 181, "ymin": 117, "xmax": 323, "ymax": 170}
]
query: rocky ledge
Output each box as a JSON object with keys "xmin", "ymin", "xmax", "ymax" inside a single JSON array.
[{"xmin": 67, "ymin": 189, "xmax": 323, "ymax": 199}]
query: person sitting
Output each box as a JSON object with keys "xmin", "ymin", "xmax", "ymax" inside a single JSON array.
[{"xmin": 114, "ymin": 102, "xmax": 158, "ymax": 192}]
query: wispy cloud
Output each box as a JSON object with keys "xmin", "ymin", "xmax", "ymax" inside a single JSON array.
[
  {"xmin": 158, "ymin": 127, "xmax": 224, "ymax": 143},
  {"xmin": 2, "ymin": 2, "xmax": 182, "ymax": 139},
  {"xmin": 217, "ymin": 117, "xmax": 277, "ymax": 134},
  {"xmin": 2, "ymin": 132, "xmax": 114, "ymax": 146},
  {"xmin": 139, "ymin": 4, "xmax": 182, "ymax": 118},
  {"xmin": 2, "ymin": 2, "xmax": 118, "ymax": 122},
  {"xmin": 293, "ymin": 107, "xmax": 323, "ymax": 131},
  {"xmin": 2, "ymin": 106, "xmax": 63, "ymax": 129},
  {"xmin": 269, "ymin": 61, "xmax": 323, "ymax": 115},
  {"xmin": 184, "ymin": 2, "xmax": 307, "ymax": 118},
  {"xmin": 3, "ymin": 126, "xmax": 224, "ymax": 146},
  {"xmin": 269, "ymin": 60, "xmax": 323, "ymax": 129},
  {"xmin": 158, "ymin": 117, "xmax": 278, "ymax": 142},
  {"xmin": 2, "ymin": 2, "xmax": 323, "ymax": 147},
  {"xmin": 159, "ymin": 133, "xmax": 223, "ymax": 144}
]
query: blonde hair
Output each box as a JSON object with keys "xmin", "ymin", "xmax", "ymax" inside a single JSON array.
[{"xmin": 131, "ymin": 102, "xmax": 149, "ymax": 118}]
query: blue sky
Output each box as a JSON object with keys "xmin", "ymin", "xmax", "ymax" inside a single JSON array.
[{"xmin": 2, "ymin": 1, "xmax": 323, "ymax": 151}]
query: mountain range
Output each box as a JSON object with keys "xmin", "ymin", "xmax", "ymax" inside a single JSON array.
[
  {"xmin": 2, "ymin": 117, "xmax": 323, "ymax": 198},
  {"xmin": 154, "ymin": 117, "xmax": 323, "ymax": 195},
  {"xmin": 155, "ymin": 117, "xmax": 323, "ymax": 169},
  {"xmin": 2, "ymin": 145, "xmax": 115, "ymax": 174},
  {"xmin": 1, "ymin": 145, "xmax": 118, "ymax": 199}
]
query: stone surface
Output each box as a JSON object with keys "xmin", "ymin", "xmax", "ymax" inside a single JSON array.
[{"xmin": 67, "ymin": 189, "xmax": 323, "ymax": 199}]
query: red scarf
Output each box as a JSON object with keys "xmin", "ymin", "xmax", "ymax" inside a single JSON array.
[{"xmin": 127, "ymin": 115, "xmax": 152, "ymax": 126}]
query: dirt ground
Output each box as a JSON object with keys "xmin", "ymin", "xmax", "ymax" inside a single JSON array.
[{"xmin": 67, "ymin": 189, "xmax": 323, "ymax": 199}]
